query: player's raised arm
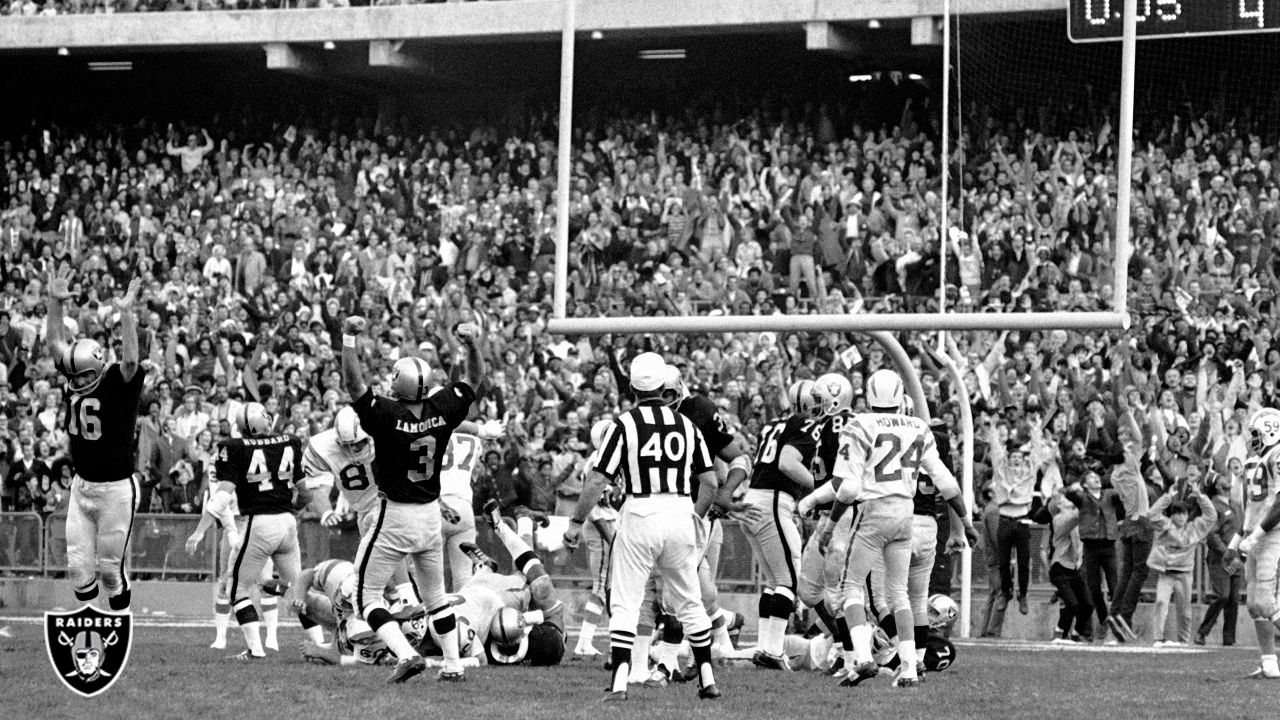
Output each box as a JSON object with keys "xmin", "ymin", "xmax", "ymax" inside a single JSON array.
[
  {"xmin": 341, "ymin": 316, "xmax": 368, "ymax": 400},
  {"xmin": 44, "ymin": 266, "xmax": 73, "ymax": 362},
  {"xmin": 454, "ymin": 322, "xmax": 485, "ymax": 390},
  {"xmin": 114, "ymin": 278, "xmax": 142, "ymax": 382}
]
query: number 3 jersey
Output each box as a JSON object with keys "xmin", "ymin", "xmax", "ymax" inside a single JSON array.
[
  {"xmin": 217, "ymin": 434, "xmax": 304, "ymax": 516},
  {"xmin": 353, "ymin": 383, "xmax": 475, "ymax": 504},
  {"xmin": 302, "ymin": 428, "xmax": 379, "ymax": 520},
  {"xmin": 63, "ymin": 363, "xmax": 146, "ymax": 482},
  {"xmin": 1242, "ymin": 445, "xmax": 1280, "ymax": 533},
  {"xmin": 833, "ymin": 413, "xmax": 958, "ymax": 504}
]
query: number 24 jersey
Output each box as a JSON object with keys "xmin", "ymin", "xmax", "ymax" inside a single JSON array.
[
  {"xmin": 302, "ymin": 428, "xmax": 379, "ymax": 520},
  {"xmin": 833, "ymin": 413, "xmax": 955, "ymax": 504},
  {"xmin": 216, "ymin": 434, "xmax": 304, "ymax": 516}
]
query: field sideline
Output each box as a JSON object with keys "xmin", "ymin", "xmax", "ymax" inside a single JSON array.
[{"xmin": 0, "ymin": 624, "xmax": 1273, "ymax": 720}]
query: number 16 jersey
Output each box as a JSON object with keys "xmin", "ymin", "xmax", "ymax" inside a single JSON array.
[{"xmin": 302, "ymin": 428, "xmax": 379, "ymax": 520}]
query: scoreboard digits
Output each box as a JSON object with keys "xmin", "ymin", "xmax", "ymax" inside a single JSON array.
[{"xmin": 1069, "ymin": 0, "xmax": 1280, "ymax": 41}]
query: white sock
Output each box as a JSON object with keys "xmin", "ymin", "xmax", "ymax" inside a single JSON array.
[
  {"xmin": 432, "ymin": 611, "xmax": 461, "ymax": 668},
  {"xmin": 376, "ymin": 622, "xmax": 419, "ymax": 660},
  {"xmin": 850, "ymin": 624, "xmax": 873, "ymax": 664},
  {"xmin": 214, "ymin": 610, "xmax": 229, "ymax": 642},
  {"xmin": 699, "ymin": 660, "xmax": 715, "ymax": 688},
  {"xmin": 656, "ymin": 641, "xmax": 680, "ymax": 671},
  {"xmin": 239, "ymin": 621, "xmax": 264, "ymax": 656},
  {"xmin": 898, "ymin": 640, "xmax": 918, "ymax": 678},
  {"xmin": 916, "ymin": 646, "xmax": 927, "ymax": 663},
  {"xmin": 629, "ymin": 633, "xmax": 652, "ymax": 680},
  {"xmin": 262, "ymin": 603, "xmax": 279, "ymax": 647},
  {"xmin": 578, "ymin": 620, "xmax": 598, "ymax": 647},
  {"xmin": 612, "ymin": 661, "xmax": 631, "ymax": 692},
  {"xmin": 1263, "ymin": 654, "xmax": 1278, "ymax": 669},
  {"xmin": 766, "ymin": 617, "xmax": 789, "ymax": 655},
  {"xmin": 305, "ymin": 625, "xmax": 325, "ymax": 644},
  {"xmin": 712, "ymin": 608, "xmax": 735, "ymax": 647}
]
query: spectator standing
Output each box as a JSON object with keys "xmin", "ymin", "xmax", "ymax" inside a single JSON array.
[
  {"xmin": 1195, "ymin": 474, "xmax": 1241, "ymax": 646},
  {"xmin": 165, "ymin": 127, "xmax": 214, "ymax": 175},
  {"xmin": 1064, "ymin": 470, "xmax": 1122, "ymax": 642},
  {"xmin": 144, "ymin": 418, "xmax": 188, "ymax": 512},
  {"xmin": 1145, "ymin": 486, "xmax": 1217, "ymax": 646},
  {"xmin": 1046, "ymin": 490, "xmax": 1092, "ymax": 642}
]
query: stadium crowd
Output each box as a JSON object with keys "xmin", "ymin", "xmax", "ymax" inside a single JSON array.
[
  {"xmin": 0, "ymin": 84, "xmax": 1273, "ymax": 643},
  {"xmin": 1, "ymin": 0, "xmax": 466, "ymax": 16}
]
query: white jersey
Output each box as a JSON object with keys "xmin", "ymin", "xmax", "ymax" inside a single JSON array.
[
  {"xmin": 833, "ymin": 413, "xmax": 957, "ymax": 504},
  {"xmin": 302, "ymin": 428, "xmax": 379, "ymax": 520},
  {"xmin": 584, "ymin": 448, "xmax": 619, "ymax": 522},
  {"xmin": 309, "ymin": 559, "xmax": 357, "ymax": 621},
  {"xmin": 1242, "ymin": 445, "xmax": 1280, "ymax": 533},
  {"xmin": 448, "ymin": 573, "xmax": 530, "ymax": 658},
  {"xmin": 440, "ymin": 432, "xmax": 483, "ymax": 505}
]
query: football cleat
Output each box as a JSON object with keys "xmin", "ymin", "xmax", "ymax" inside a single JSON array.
[
  {"xmin": 388, "ymin": 656, "xmax": 427, "ymax": 684},
  {"xmin": 751, "ymin": 650, "xmax": 793, "ymax": 671},
  {"xmin": 698, "ymin": 683, "xmax": 722, "ymax": 700},
  {"xmin": 459, "ymin": 542, "xmax": 499, "ymax": 573},
  {"xmin": 643, "ymin": 665, "xmax": 670, "ymax": 688},
  {"xmin": 228, "ymin": 651, "xmax": 264, "ymax": 661},
  {"xmin": 438, "ymin": 669, "xmax": 466, "ymax": 682},
  {"xmin": 302, "ymin": 640, "xmax": 341, "ymax": 665},
  {"xmin": 483, "ymin": 499, "xmax": 505, "ymax": 530},
  {"xmin": 574, "ymin": 644, "xmax": 602, "ymax": 658},
  {"xmin": 893, "ymin": 675, "xmax": 921, "ymax": 690},
  {"xmin": 603, "ymin": 691, "xmax": 628, "ymax": 703},
  {"xmin": 838, "ymin": 661, "xmax": 880, "ymax": 687},
  {"xmin": 261, "ymin": 579, "xmax": 289, "ymax": 597},
  {"xmin": 1246, "ymin": 666, "xmax": 1280, "ymax": 680},
  {"xmin": 916, "ymin": 661, "xmax": 928, "ymax": 682}
]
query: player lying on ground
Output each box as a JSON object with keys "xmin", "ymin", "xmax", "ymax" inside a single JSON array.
[{"xmin": 295, "ymin": 500, "xmax": 566, "ymax": 667}]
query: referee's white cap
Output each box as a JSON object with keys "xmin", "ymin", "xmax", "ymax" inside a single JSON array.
[{"xmin": 630, "ymin": 352, "xmax": 668, "ymax": 392}]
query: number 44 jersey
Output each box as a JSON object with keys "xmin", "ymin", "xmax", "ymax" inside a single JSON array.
[
  {"xmin": 217, "ymin": 434, "xmax": 304, "ymax": 516},
  {"xmin": 833, "ymin": 413, "xmax": 957, "ymax": 504},
  {"xmin": 302, "ymin": 428, "xmax": 380, "ymax": 520}
]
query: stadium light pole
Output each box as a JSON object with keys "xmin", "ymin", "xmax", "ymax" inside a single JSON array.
[
  {"xmin": 552, "ymin": 0, "xmax": 577, "ymax": 321},
  {"xmin": 1112, "ymin": 0, "xmax": 1136, "ymax": 319}
]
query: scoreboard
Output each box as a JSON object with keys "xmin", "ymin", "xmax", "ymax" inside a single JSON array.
[{"xmin": 1068, "ymin": 0, "xmax": 1280, "ymax": 41}]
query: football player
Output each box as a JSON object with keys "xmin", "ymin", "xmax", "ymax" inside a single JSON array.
[
  {"xmin": 797, "ymin": 374, "xmax": 857, "ymax": 674},
  {"xmin": 46, "ymin": 269, "xmax": 146, "ymax": 611},
  {"xmin": 185, "ymin": 481, "xmax": 278, "ymax": 650},
  {"xmin": 1225, "ymin": 407, "xmax": 1280, "ymax": 679},
  {"xmin": 741, "ymin": 379, "xmax": 820, "ymax": 670},
  {"xmin": 439, "ymin": 415, "xmax": 507, "ymax": 591},
  {"xmin": 203, "ymin": 403, "xmax": 305, "ymax": 660},
  {"xmin": 825, "ymin": 369, "xmax": 975, "ymax": 688},
  {"xmin": 574, "ymin": 419, "xmax": 620, "ymax": 657}
]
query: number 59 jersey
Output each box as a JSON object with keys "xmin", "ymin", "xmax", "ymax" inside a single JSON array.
[
  {"xmin": 833, "ymin": 413, "xmax": 957, "ymax": 504},
  {"xmin": 217, "ymin": 434, "xmax": 304, "ymax": 516},
  {"xmin": 1242, "ymin": 445, "xmax": 1280, "ymax": 533},
  {"xmin": 302, "ymin": 428, "xmax": 380, "ymax": 520}
]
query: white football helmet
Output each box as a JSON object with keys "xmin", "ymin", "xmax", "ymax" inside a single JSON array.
[
  {"xmin": 590, "ymin": 419, "xmax": 612, "ymax": 449},
  {"xmin": 866, "ymin": 369, "xmax": 905, "ymax": 411},
  {"xmin": 238, "ymin": 402, "xmax": 274, "ymax": 438},
  {"xmin": 662, "ymin": 366, "xmax": 689, "ymax": 407},
  {"xmin": 811, "ymin": 374, "xmax": 853, "ymax": 417},
  {"xmin": 489, "ymin": 607, "xmax": 527, "ymax": 652},
  {"xmin": 1248, "ymin": 407, "xmax": 1280, "ymax": 455},
  {"xmin": 390, "ymin": 356, "xmax": 432, "ymax": 402},
  {"xmin": 787, "ymin": 379, "xmax": 817, "ymax": 417},
  {"xmin": 928, "ymin": 594, "xmax": 959, "ymax": 631},
  {"xmin": 334, "ymin": 406, "xmax": 372, "ymax": 461},
  {"xmin": 61, "ymin": 339, "xmax": 107, "ymax": 395}
]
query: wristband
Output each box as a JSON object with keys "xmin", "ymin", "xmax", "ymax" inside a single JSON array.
[
  {"xmin": 1228, "ymin": 533, "xmax": 1242, "ymax": 551},
  {"xmin": 342, "ymin": 334, "xmax": 357, "ymax": 349}
]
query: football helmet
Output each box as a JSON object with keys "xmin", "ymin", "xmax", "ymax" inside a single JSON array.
[
  {"xmin": 390, "ymin": 356, "xmax": 431, "ymax": 402},
  {"xmin": 662, "ymin": 366, "xmax": 690, "ymax": 407},
  {"xmin": 866, "ymin": 369, "xmax": 905, "ymax": 411},
  {"xmin": 334, "ymin": 406, "xmax": 372, "ymax": 461},
  {"xmin": 489, "ymin": 607, "xmax": 527, "ymax": 652},
  {"xmin": 238, "ymin": 402, "xmax": 274, "ymax": 438},
  {"xmin": 787, "ymin": 379, "xmax": 817, "ymax": 417},
  {"xmin": 590, "ymin": 419, "xmax": 612, "ymax": 449},
  {"xmin": 525, "ymin": 622, "xmax": 565, "ymax": 666},
  {"xmin": 927, "ymin": 594, "xmax": 959, "ymax": 631},
  {"xmin": 923, "ymin": 638, "xmax": 956, "ymax": 672},
  {"xmin": 811, "ymin": 374, "xmax": 853, "ymax": 417},
  {"xmin": 61, "ymin": 339, "xmax": 106, "ymax": 395},
  {"xmin": 1248, "ymin": 407, "xmax": 1280, "ymax": 455}
]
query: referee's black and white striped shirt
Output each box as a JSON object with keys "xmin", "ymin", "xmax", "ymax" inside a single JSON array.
[{"xmin": 592, "ymin": 400, "xmax": 714, "ymax": 497}]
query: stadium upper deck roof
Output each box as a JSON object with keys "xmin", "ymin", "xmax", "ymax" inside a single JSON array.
[{"xmin": 0, "ymin": 0, "xmax": 1059, "ymax": 52}]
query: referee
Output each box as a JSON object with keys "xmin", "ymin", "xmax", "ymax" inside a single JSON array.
[{"xmin": 563, "ymin": 352, "xmax": 722, "ymax": 702}]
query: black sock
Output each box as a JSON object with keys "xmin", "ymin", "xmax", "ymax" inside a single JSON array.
[
  {"xmin": 880, "ymin": 614, "xmax": 897, "ymax": 639},
  {"xmin": 108, "ymin": 588, "xmax": 131, "ymax": 611},
  {"xmin": 914, "ymin": 625, "xmax": 928, "ymax": 648},
  {"xmin": 812, "ymin": 602, "xmax": 839, "ymax": 637},
  {"xmin": 835, "ymin": 617, "xmax": 853, "ymax": 651}
]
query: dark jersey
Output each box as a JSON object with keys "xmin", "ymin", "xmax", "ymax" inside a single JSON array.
[
  {"xmin": 64, "ymin": 363, "xmax": 145, "ymax": 483},
  {"xmin": 676, "ymin": 394, "xmax": 736, "ymax": 459},
  {"xmin": 353, "ymin": 383, "xmax": 474, "ymax": 504},
  {"xmin": 749, "ymin": 414, "xmax": 820, "ymax": 499},
  {"xmin": 217, "ymin": 434, "xmax": 303, "ymax": 516},
  {"xmin": 915, "ymin": 424, "xmax": 952, "ymax": 518}
]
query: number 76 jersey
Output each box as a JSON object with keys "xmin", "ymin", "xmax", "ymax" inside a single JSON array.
[
  {"xmin": 832, "ymin": 413, "xmax": 955, "ymax": 504},
  {"xmin": 302, "ymin": 428, "xmax": 380, "ymax": 521}
]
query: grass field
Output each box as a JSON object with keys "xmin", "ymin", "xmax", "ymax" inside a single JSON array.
[{"xmin": 0, "ymin": 620, "xmax": 1275, "ymax": 720}]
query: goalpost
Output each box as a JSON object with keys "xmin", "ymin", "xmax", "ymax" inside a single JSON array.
[{"xmin": 546, "ymin": 0, "xmax": 1140, "ymax": 640}]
